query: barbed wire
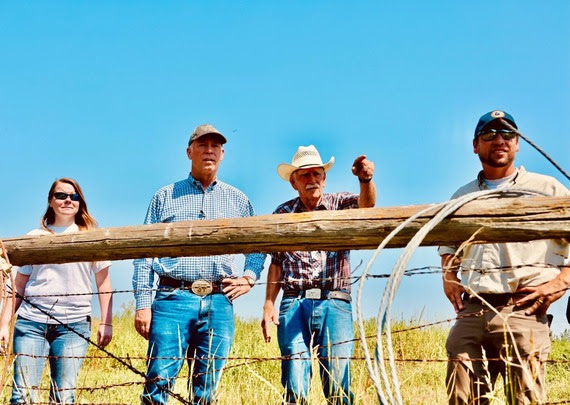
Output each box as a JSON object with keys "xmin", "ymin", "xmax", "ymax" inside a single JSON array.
[
  {"xmin": 31, "ymin": 400, "xmax": 126, "ymax": 405},
  {"xmin": 4, "ymin": 295, "xmax": 570, "ymax": 366},
  {"xmin": 0, "ymin": 292, "xmax": 568, "ymax": 402},
  {"xmin": 0, "ymin": 126, "xmax": 568, "ymax": 403},
  {"xmin": 2, "ymin": 197, "xmax": 570, "ymax": 402},
  {"xmin": 503, "ymin": 121, "xmax": 570, "ymax": 182},
  {"xmin": 4, "ymin": 257, "xmax": 570, "ymax": 384},
  {"xmin": 6, "ymin": 262, "xmax": 568, "ymax": 298},
  {"xmin": 3, "ymin": 290, "xmax": 192, "ymax": 405},
  {"xmin": 354, "ymin": 188, "xmax": 570, "ymax": 404},
  {"xmin": 2, "ymin": 274, "xmax": 570, "ymax": 403}
]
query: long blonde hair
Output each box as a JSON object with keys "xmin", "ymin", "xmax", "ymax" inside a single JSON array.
[{"xmin": 41, "ymin": 178, "xmax": 98, "ymax": 231}]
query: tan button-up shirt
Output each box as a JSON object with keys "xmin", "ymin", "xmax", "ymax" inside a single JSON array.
[{"xmin": 439, "ymin": 167, "xmax": 569, "ymax": 294}]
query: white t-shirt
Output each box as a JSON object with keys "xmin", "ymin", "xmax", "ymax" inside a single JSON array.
[
  {"xmin": 16, "ymin": 224, "xmax": 111, "ymax": 324},
  {"xmin": 482, "ymin": 170, "xmax": 518, "ymax": 190}
]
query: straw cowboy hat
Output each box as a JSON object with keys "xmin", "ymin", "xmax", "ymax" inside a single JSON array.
[{"xmin": 277, "ymin": 145, "xmax": 335, "ymax": 181}]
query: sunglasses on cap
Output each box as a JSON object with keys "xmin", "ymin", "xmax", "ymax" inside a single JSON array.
[
  {"xmin": 53, "ymin": 192, "xmax": 80, "ymax": 201},
  {"xmin": 476, "ymin": 128, "xmax": 517, "ymax": 142}
]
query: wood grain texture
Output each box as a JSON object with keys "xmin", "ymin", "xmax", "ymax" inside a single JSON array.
[{"xmin": 2, "ymin": 196, "xmax": 569, "ymax": 266}]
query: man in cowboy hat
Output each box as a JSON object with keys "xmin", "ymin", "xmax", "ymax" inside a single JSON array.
[
  {"xmin": 439, "ymin": 110, "xmax": 570, "ymax": 404},
  {"xmin": 133, "ymin": 123, "xmax": 266, "ymax": 404},
  {"xmin": 262, "ymin": 145, "xmax": 376, "ymax": 404}
]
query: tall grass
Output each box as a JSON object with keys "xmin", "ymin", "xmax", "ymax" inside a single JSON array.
[{"xmin": 1, "ymin": 305, "xmax": 569, "ymax": 404}]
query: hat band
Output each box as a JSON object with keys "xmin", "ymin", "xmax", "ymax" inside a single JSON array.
[{"xmin": 297, "ymin": 163, "xmax": 324, "ymax": 168}]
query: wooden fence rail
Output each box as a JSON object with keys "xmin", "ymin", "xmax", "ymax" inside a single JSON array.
[{"xmin": 1, "ymin": 196, "xmax": 569, "ymax": 266}]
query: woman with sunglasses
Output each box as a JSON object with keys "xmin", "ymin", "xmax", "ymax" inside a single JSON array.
[{"xmin": 0, "ymin": 177, "xmax": 113, "ymax": 404}]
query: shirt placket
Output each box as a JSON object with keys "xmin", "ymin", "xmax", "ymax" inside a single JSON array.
[
  {"xmin": 309, "ymin": 251, "xmax": 320, "ymax": 275},
  {"xmin": 200, "ymin": 186, "xmax": 207, "ymax": 220},
  {"xmin": 309, "ymin": 251, "xmax": 325, "ymax": 288},
  {"xmin": 198, "ymin": 186, "xmax": 209, "ymax": 279},
  {"xmin": 478, "ymin": 245, "xmax": 496, "ymax": 291}
]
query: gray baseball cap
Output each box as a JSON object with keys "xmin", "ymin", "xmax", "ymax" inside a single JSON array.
[{"xmin": 188, "ymin": 124, "xmax": 227, "ymax": 145}]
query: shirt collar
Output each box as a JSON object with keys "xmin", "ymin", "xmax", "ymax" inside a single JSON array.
[
  {"xmin": 188, "ymin": 173, "xmax": 218, "ymax": 191},
  {"xmin": 477, "ymin": 166, "xmax": 525, "ymax": 190},
  {"xmin": 292, "ymin": 195, "xmax": 329, "ymax": 212}
]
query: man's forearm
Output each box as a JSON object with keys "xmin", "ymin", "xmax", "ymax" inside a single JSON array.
[
  {"xmin": 442, "ymin": 254, "xmax": 460, "ymax": 275},
  {"xmin": 358, "ymin": 180, "xmax": 376, "ymax": 208},
  {"xmin": 264, "ymin": 263, "xmax": 282, "ymax": 306}
]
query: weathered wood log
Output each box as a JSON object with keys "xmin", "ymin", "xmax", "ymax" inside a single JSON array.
[{"xmin": 1, "ymin": 196, "xmax": 569, "ymax": 266}]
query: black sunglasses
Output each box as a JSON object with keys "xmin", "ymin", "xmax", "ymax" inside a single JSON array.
[
  {"xmin": 477, "ymin": 128, "xmax": 517, "ymax": 142},
  {"xmin": 53, "ymin": 192, "xmax": 80, "ymax": 201}
]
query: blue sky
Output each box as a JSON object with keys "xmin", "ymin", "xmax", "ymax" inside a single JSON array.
[{"xmin": 1, "ymin": 1, "xmax": 569, "ymax": 333}]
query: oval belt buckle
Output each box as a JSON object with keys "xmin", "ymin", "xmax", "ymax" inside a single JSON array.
[{"xmin": 191, "ymin": 279, "xmax": 213, "ymax": 296}]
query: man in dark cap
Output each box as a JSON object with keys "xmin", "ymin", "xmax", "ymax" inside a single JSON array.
[
  {"xmin": 439, "ymin": 110, "xmax": 570, "ymax": 404},
  {"xmin": 133, "ymin": 124, "xmax": 266, "ymax": 404}
]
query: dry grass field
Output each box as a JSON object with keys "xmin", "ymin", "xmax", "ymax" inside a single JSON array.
[{"xmin": 1, "ymin": 305, "xmax": 569, "ymax": 404}]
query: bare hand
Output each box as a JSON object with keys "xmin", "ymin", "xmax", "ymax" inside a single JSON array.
[
  {"xmin": 0, "ymin": 326, "xmax": 9, "ymax": 354},
  {"xmin": 222, "ymin": 277, "xmax": 252, "ymax": 301},
  {"xmin": 516, "ymin": 278, "xmax": 568, "ymax": 316},
  {"xmin": 352, "ymin": 155, "xmax": 374, "ymax": 181},
  {"xmin": 97, "ymin": 324, "xmax": 113, "ymax": 347},
  {"xmin": 443, "ymin": 272, "xmax": 465, "ymax": 313},
  {"xmin": 134, "ymin": 308, "xmax": 152, "ymax": 340},
  {"xmin": 261, "ymin": 303, "xmax": 279, "ymax": 343}
]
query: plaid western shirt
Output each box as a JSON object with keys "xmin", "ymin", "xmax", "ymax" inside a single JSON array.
[
  {"xmin": 271, "ymin": 192, "xmax": 359, "ymax": 292},
  {"xmin": 133, "ymin": 174, "xmax": 266, "ymax": 310}
]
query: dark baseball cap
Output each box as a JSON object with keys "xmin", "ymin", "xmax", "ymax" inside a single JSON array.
[
  {"xmin": 474, "ymin": 110, "xmax": 518, "ymax": 138},
  {"xmin": 189, "ymin": 124, "xmax": 227, "ymax": 145}
]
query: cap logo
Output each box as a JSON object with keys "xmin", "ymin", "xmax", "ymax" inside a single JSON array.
[{"xmin": 491, "ymin": 110, "xmax": 505, "ymax": 118}]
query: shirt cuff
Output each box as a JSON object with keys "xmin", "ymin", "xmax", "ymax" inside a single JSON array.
[
  {"xmin": 135, "ymin": 294, "xmax": 153, "ymax": 311},
  {"xmin": 438, "ymin": 246, "xmax": 457, "ymax": 256},
  {"xmin": 243, "ymin": 269, "xmax": 257, "ymax": 282},
  {"xmin": 16, "ymin": 265, "xmax": 32, "ymax": 276}
]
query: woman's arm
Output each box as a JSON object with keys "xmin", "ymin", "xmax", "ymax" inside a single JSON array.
[
  {"xmin": 94, "ymin": 267, "xmax": 113, "ymax": 347},
  {"xmin": 0, "ymin": 272, "xmax": 29, "ymax": 345}
]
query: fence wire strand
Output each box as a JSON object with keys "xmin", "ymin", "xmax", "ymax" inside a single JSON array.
[{"xmin": 1, "ymin": 189, "xmax": 570, "ymax": 403}]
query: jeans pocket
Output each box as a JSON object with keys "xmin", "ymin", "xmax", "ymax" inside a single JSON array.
[
  {"xmin": 330, "ymin": 298, "xmax": 353, "ymax": 315},
  {"xmin": 279, "ymin": 297, "xmax": 297, "ymax": 315},
  {"xmin": 221, "ymin": 293, "xmax": 234, "ymax": 306},
  {"xmin": 153, "ymin": 288, "xmax": 179, "ymax": 303},
  {"xmin": 68, "ymin": 320, "xmax": 91, "ymax": 340}
]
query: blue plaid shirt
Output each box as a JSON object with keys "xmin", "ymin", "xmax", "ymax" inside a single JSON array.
[{"xmin": 133, "ymin": 174, "xmax": 266, "ymax": 310}]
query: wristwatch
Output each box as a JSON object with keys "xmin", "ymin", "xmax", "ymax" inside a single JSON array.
[{"xmin": 244, "ymin": 276, "xmax": 256, "ymax": 287}]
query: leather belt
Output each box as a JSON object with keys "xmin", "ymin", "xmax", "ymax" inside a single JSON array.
[
  {"xmin": 463, "ymin": 293, "xmax": 526, "ymax": 307},
  {"xmin": 158, "ymin": 276, "xmax": 222, "ymax": 296},
  {"xmin": 283, "ymin": 288, "xmax": 351, "ymax": 302}
]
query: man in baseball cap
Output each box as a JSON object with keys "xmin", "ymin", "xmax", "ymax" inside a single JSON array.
[
  {"xmin": 473, "ymin": 110, "xmax": 518, "ymax": 139},
  {"xmin": 134, "ymin": 123, "xmax": 265, "ymax": 404},
  {"xmin": 439, "ymin": 110, "xmax": 570, "ymax": 404},
  {"xmin": 188, "ymin": 123, "xmax": 227, "ymax": 145}
]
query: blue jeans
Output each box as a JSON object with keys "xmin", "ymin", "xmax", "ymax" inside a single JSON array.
[
  {"xmin": 11, "ymin": 317, "xmax": 90, "ymax": 404},
  {"xmin": 278, "ymin": 296, "xmax": 355, "ymax": 405},
  {"xmin": 142, "ymin": 289, "xmax": 235, "ymax": 405}
]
